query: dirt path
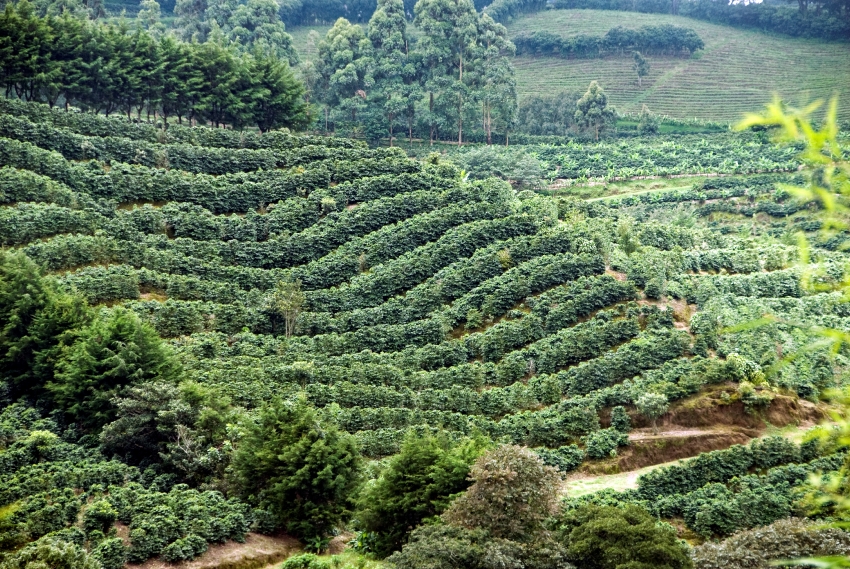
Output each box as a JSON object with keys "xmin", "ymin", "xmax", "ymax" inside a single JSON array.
[
  {"xmin": 563, "ymin": 422, "xmax": 819, "ymax": 498},
  {"xmin": 127, "ymin": 533, "xmax": 299, "ymax": 569}
]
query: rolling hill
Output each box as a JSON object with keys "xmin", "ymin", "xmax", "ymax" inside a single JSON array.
[
  {"xmin": 506, "ymin": 9, "xmax": 850, "ymax": 122},
  {"xmin": 288, "ymin": 9, "xmax": 850, "ymax": 123}
]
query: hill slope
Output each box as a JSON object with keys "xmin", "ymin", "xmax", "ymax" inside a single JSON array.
[
  {"xmin": 507, "ymin": 9, "xmax": 850, "ymax": 122},
  {"xmin": 288, "ymin": 10, "xmax": 850, "ymax": 123}
]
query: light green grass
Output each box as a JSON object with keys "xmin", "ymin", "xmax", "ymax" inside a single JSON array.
[
  {"xmin": 289, "ymin": 25, "xmax": 331, "ymax": 61},
  {"xmin": 507, "ymin": 9, "xmax": 850, "ymax": 122}
]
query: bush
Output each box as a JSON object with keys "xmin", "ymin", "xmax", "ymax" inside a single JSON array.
[
  {"xmin": 82, "ymin": 500, "xmax": 117, "ymax": 535},
  {"xmin": 0, "ymin": 536, "xmax": 101, "ymax": 569},
  {"xmin": 160, "ymin": 534, "xmax": 208, "ymax": 562},
  {"xmin": 691, "ymin": 517, "xmax": 850, "ymax": 569},
  {"xmin": 611, "ymin": 406, "xmax": 631, "ymax": 432},
  {"xmin": 355, "ymin": 432, "xmax": 490, "ymax": 557},
  {"xmin": 442, "ymin": 445, "xmax": 562, "ymax": 541},
  {"xmin": 386, "ymin": 524, "xmax": 569, "ymax": 569},
  {"xmin": 90, "ymin": 537, "xmax": 127, "ymax": 569},
  {"xmin": 230, "ymin": 398, "xmax": 361, "ymax": 539},
  {"xmin": 536, "ymin": 444, "xmax": 586, "ymax": 473},
  {"xmin": 582, "ymin": 428, "xmax": 629, "ymax": 459},
  {"xmin": 557, "ymin": 504, "xmax": 693, "ymax": 569}
]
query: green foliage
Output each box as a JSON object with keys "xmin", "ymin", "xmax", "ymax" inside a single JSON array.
[
  {"xmin": 513, "ymin": 25, "xmax": 702, "ymax": 59},
  {"xmin": 556, "ymin": 504, "xmax": 693, "ymax": 569},
  {"xmin": 574, "ymin": 81, "xmax": 617, "ymax": 141},
  {"xmin": 387, "ymin": 524, "xmax": 570, "ymax": 569},
  {"xmin": 582, "ymin": 427, "xmax": 629, "ymax": 459},
  {"xmin": 635, "ymin": 392, "xmax": 668, "ymax": 433},
  {"xmin": 691, "ymin": 517, "xmax": 850, "ymax": 569},
  {"xmin": 0, "ymin": 536, "xmax": 101, "ymax": 569},
  {"xmin": 355, "ymin": 431, "xmax": 490, "ymax": 557},
  {"xmin": 90, "ymin": 537, "xmax": 126, "ymax": 569},
  {"xmin": 0, "ymin": 3, "xmax": 310, "ymax": 132},
  {"xmin": 610, "ymin": 406, "xmax": 630, "ymax": 432},
  {"xmin": 230, "ymin": 397, "xmax": 361, "ymax": 539},
  {"xmin": 47, "ymin": 308, "xmax": 182, "ymax": 431},
  {"xmin": 82, "ymin": 500, "xmax": 117, "ymax": 535},
  {"xmin": 0, "ymin": 251, "xmax": 92, "ymax": 400},
  {"xmin": 443, "ymin": 445, "xmax": 562, "ymax": 541}
]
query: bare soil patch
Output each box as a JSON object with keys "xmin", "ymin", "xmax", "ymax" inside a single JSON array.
[{"xmin": 127, "ymin": 533, "xmax": 299, "ymax": 569}]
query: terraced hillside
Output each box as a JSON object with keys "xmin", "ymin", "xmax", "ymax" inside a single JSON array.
[
  {"xmin": 1, "ymin": 98, "xmax": 848, "ymax": 565},
  {"xmin": 0, "ymin": 98, "xmax": 844, "ymax": 456},
  {"xmin": 506, "ymin": 9, "xmax": 850, "ymax": 121}
]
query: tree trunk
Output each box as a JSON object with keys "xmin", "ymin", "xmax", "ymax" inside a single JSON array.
[{"xmin": 429, "ymin": 92, "xmax": 435, "ymax": 145}]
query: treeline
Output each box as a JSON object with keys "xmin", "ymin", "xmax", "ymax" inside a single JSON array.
[
  {"xmin": 550, "ymin": 0, "xmax": 850, "ymax": 41},
  {"xmin": 0, "ymin": 1, "xmax": 311, "ymax": 131},
  {"xmin": 513, "ymin": 24, "xmax": 704, "ymax": 58},
  {"xmin": 307, "ymin": 0, "xmax": 518, "ymax": 145}
]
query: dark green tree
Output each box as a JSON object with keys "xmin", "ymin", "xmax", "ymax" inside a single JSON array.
[
  {"xmin": 473, "ymin": 13, "xmax": 515, "ymax": 145},
  {"xmin": 557, "ymin": 504, "xmax": 692, "ymax": 569},
  {"xmin": 249, "ymin": 52, "xmax": 312, "ymax": 131},
  {"xmin": 414, "ymin": 0, "xmax": 478, "ymax": 145},
  {"xmin": 0, "ymin": 251, "xmax": 91, "ymax": 400},
  {"xmin": 367, "ymin": 0, "xmax": 413, "ymax": 145},
  {"xmin": 230, "ymin": 397, "xmax": 361, "ymax": 539},
  {"xmin": 356, "ymin": 431, "xmax": 490, "ymax": 557},
  {"xmin": 47, "ymin": 308, "xmax": 181, "ymax": 431}
]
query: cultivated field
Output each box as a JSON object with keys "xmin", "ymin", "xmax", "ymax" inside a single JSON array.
[{"xmin": 506, "ymin": 9, "xmax": 850, "ymax": 122}]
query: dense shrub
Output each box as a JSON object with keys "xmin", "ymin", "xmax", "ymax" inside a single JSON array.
[
  {"xmin": 691, "ymin": 517, "xmax": 850, "ymax": 569},
  {"xmin": 230, "ymin": 398, "xmax": 361, "ymax": 539},
  {"xmin": 356, "ymin": 432, "xmax": 490, "ymax": 557},
  {"xmin": 556, "ymin": 504, "xmax": 693, "ymax": 569}
]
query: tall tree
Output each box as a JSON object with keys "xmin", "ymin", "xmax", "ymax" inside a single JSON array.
[
  {"xmin": 230, "ymin": 397, "xmax": 361, "ymax": 540},
  {"xmin": 473, "ymin": 13, "xmax": 515, "ymax": 145},
  {"xmin": 633, "ymin": 50, "xmax": 649, "ymax": 87},
  {"xmin": 248, "ymin": 50, "xmax": 312, "ymax": 132},
  {"xmin": 414, "ymin": 0, "xmax": 478, "ymax": 145},
  {"xmin": 367, "ymin": 0, "xmax": 417, "ymax": 145},
  {"xmin": 443, "ymin": 445, "xmax": 563, "ymax": 542},
  {"xmin": 175, "ymin": 0, "xmax": 210, "ymax": 41},
  {"xmin": 574, "ymin": 80, "xmax": 616, "ymax": 141},
  {"xmin": 0, "ymin": 252, "xmax": 91, "ymax": 401},
  {"xmin": 314, "ymin": 17, "xmax": 373, "ymax": 132},
  {"xmin": 136, "ymin": 0, "xmax": 166, "ymax": 37},
  {"xmin": 47, "ymin": 308, "xmax": 182, "ymax": 431},
  {"xmin": 206, "ymin": 0, "xmax": 298, "ymax": 64},
  {"xmin": 356, "ymin": 432, "xmax": 490, "ymax": 557}
]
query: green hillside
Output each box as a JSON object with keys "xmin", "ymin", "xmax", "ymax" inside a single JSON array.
[
  {"xmin": 506, "ymin": 9, "xmax": 850, "ymax": 122},
  {"xmin": 288, "ymin": 10, "xmax": 850, "ymax": 123}
]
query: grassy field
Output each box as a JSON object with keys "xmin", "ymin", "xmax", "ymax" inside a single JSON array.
[
  {"xmin": 507, "ymin": 9, "xmax": 850, "ymax": 122},
  {"xmin": 289, "ymin": 25, "xmax": 330, "ymax": 61},
  {"xmin": 287, "ymin": 10, "xmax": 850, "ymax": 123}
]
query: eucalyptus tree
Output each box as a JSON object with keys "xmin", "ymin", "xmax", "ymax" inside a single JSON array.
[
  {"xmin": 414, "ymin": 0, "xmax": 478, "ymax": 145},
  {"xmin": 574, "ymin": 80, "xmax": 616, "ymax": 141},
  {"xmin": 367, "ymin": 0, "xmax": 421, "ymax": 144},
  {"xmin": 314, "ymin": 17, "xmax": 374, "ymax": 132},
  {"xmin": 473, "ymin": 13, "xmax": 515, "ymax": 145}
]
